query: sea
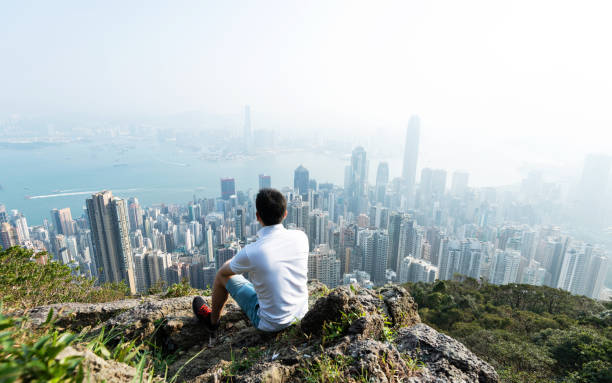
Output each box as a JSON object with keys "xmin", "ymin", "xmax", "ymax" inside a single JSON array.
[{"xmin": 0, "ymin": 137, "xmax": 400, "ymax": 225}]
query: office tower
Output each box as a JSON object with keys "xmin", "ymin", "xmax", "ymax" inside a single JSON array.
[
  {"xmin": 308, "ymin": 244, "xmax": 341, "ymax": 288},
  {"xmin": 220, "ymin": 178, "xmax": 236, "ymax": 200},
  {"xmin": 0, "ymin": 204, "xmax": 7, "ymax": 224},
  {"xmin": 243, "ymin": 105, "xmax": 252, "ymax": 152},
  {"xmin": 189, "ymin": 221, "xmax": 202, "ymax": 245},
  {"xmin": 0, "ymin": 222, "xmax": 18, "ymax": 249},
  {"xmin": 86, "ymin": 191, "xmax": 136, "ymax": 294},
  {"xmin": 450, "ymin": 171, "xmax": 469, "ymax": 197},
  {"xmin": 490, "ymin": 249, "xmax": 521, "ymax": 285},
  {"xmin": 375, "ymin": 162, "xmax": 389, "ymax": 203},
  {"xmin": 401, "ymin": 116, "xmax": 420, "ymax": 208},
  {"xmin": 127, "ymin": 198, "xmax": 143, "ymax": 231},
  {"xmin": 294, "ymin": 165, "xmax": 309, "ymax": 196},
  {"xmin": 235, "ymin": 207, "xmax": 246, "ymax": 241},
  {"xmin": 347, "ymin": 147, "xmax": 368, "ymax": 214},
  {"xmin": 51, "ymin": 208, "xmax": 74, "ymax": 236},
  {"xmin": 575, "ymin": 154, "xmax": 611, "ymax": 228},
  {"xmin": 258, "ymin": 174, "xmax": 271, "ymax": 190}
]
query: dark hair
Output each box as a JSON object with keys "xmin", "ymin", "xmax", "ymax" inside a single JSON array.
[{"xmin": 256, "ymin": 188, "xmax": 287, "ymax": 226}]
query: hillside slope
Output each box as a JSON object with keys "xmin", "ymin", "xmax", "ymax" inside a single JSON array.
[{"xmin": 22, "ymin": 282, "xmax": 498, "ymax": 382}]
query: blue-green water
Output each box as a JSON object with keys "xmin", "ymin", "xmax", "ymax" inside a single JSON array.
[{"xmin": 0, "ymin": 138, "xmax": 359, "ymax": 225}]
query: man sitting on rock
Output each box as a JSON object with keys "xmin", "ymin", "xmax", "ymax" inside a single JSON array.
[{"xmin": 192, "ymin": 188, "xmax": 309, "ymax": 332}]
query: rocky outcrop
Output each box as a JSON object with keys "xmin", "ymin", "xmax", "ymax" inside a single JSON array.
[{"xmin": 29, "ymin": 282, "xmax": 498, "ymax": 383}]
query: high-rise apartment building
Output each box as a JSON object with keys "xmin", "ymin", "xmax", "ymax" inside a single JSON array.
[
  {"xmin": 86, "ymin": 191, "xmax": 136, "ymax": 294},
  {"xmin": 490, "ymin": 249, "xmax": 521, "ymax": 285},
  {"xmin": 0, "ymin": 222, "xmax": 18, "ymax": 249},
  {"xmin": 308, "ymin": 244, "xmax": 341, "ymax": 288},
  {"xmin": 359, "ymin": 229, "xmax": 389, "ymax": 285},
  {"xmin": 220, "ymin": 178, "xmax": 236, "ymax": 200},
  {"xmin": 401, "ymin": 116, "xmax": 420, "ymax": 209},
  {"xmin": 127, "ymin": 198, "xmax": 143, "ymax": 232},
  {"xmin": 51, "ymin": 208, "xmax": 74, "ymax": 236}
]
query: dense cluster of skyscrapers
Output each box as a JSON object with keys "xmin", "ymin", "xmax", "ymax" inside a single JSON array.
[{"xmin": 1, "ymin": 115, "xmax": 610, "ymax": 300}]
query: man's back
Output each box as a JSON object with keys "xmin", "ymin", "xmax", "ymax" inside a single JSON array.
[{"xmin": 230, "ymin": 223, "xmax": 309, "ymax": 331}]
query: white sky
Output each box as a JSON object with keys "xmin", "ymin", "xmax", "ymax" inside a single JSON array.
[{"xmin": 1, "ymin": 0, "xmax": 612, "ymax": 186}]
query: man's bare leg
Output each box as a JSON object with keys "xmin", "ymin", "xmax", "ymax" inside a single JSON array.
[{"xmin": 210, "ymin": 260, "xmax": 236, "ymax": 324}]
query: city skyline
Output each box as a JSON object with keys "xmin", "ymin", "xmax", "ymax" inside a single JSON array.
[{"xmin": 1, "ymin": 137, "xmax": 610, "ymax": 301}]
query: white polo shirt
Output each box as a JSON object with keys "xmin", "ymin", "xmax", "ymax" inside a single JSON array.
[{"xmin": 229, "ymin": 223, "xmax": 309, "ymax": 331}]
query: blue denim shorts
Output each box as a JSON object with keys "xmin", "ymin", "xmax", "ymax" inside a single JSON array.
[{"xmin": 226, "ymin": 275, "xmax": 260, "ymax": 328}]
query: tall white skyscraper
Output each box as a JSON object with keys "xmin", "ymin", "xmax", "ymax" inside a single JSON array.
[
  {"xmin": 401, "ymin": 115, "xmax": 420, "ymax": 209},
  {"xmin": 86, "ymin": 190, "xmax": 137, "ymax": 294}
]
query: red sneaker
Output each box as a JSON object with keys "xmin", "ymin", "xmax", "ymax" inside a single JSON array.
[{"xmin": 192, "ymin": 296, "xmax": 219, "ymax": 331}]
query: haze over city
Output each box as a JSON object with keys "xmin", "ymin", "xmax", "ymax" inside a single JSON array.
[
  {"xmin": 2, "ymin": 0, "xmax": 612, "ymax": 187},
  {"xmin": 2, "ymin": 3, "xmax": 612, "ymax": 382},
  {"xmin": 1, "ymin": 2, "xmax": 612, "ymax": 289}
]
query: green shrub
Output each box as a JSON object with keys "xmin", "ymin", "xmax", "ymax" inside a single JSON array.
[{"xmin": 0, "ymin": 247, "xmax": 127, "ymax": 312}]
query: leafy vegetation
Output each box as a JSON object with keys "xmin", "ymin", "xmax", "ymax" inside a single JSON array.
[
  {"xmin": 0, "ymin": 247, "xmax": 128, "ymax": 312},
  {"xmin": 0, "ymin": 246, "xmax": 207, "ymax": 382},
  {"xmin": 0, "ymin": 309, "xmax": 84, "ymax": 383},
  {"xmin": 404, "ymin": 278, "xmax": 612, "ymax": 383}
]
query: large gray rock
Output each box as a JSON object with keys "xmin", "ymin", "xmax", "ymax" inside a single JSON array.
[
  {"xmin": 395, "ymin": 323, "xmax": 499, "ymax": 383},
  {"xmin": 24, "ymin": 299, "xmax": 142, "ymax": 329}
]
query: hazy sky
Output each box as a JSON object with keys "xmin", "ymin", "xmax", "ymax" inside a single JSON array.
[{"xmin": 2, "ymin": 1, "xmax": 612, "ymax": 186}]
